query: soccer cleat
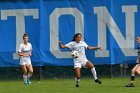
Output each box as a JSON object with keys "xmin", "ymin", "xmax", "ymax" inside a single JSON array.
[
  {"xmin": 76, "ymin": 85, "xmax": 79, "ymax": 87},
  {"xmin": 27, "ymin": 79, "xmax": 32, "ymax": 84},
  {"xmin": 126, "ymin": 83, "xmax": 134, "ymax": 87},
  {"xmin": 95, "ymin": 79, "xmax": 102, "ymax": 84}
]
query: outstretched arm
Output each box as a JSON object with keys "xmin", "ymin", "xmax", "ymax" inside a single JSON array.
[
  {"xmin": 59, "ymin": 41, "xmax": 67, "ymax": 49},
  {"xmin": 87, "ymin": 46, "xmax": 102, "ymax": 51}
]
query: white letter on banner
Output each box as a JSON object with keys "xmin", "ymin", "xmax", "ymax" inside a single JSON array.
[
  {"xmin": 50, "ymin": 8, "xmax": 84, "ymax": 58},
  {"xmin": 1, "ymin": 9, "xmax": 39, "ymax": 59},
  {"xmin": 94, "ymin": 6, "xmax": 137, "ymax": 57}
]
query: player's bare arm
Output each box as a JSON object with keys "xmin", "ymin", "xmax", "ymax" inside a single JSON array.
[
  {"xmin": 18, "ymin": 52, "xmax": 30, "ymax": 57},
  {"xmin": 29, "ymin": 50, "xmax": 32, "ymax": 56},
  {"xmin": 87, "ymin": 46, "xmax": 102, "ymax": 51},
  {"xmin": 59, "ymin": 41, "xmax": 67, "ymax": 49}
]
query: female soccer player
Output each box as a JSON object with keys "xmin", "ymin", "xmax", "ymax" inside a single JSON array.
[
  {"xmin": 126, "ymin": 36, "xmax": 140, "ymax": 87},
  {"xmin": 18, "ymin": 33, "xmax": 33, "ymax": 84},
  {"xmin": 59, "ymin": 33, "xmax": 102, "ymax": 87}
]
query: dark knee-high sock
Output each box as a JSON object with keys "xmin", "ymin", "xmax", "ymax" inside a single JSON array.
[
  {"xmin": 130, "ymin": 76, "xmax": 135, "ymax": 83},
  {"xmin": 131, "ymin": 76, "xmax": 135, "ymax": 81}
]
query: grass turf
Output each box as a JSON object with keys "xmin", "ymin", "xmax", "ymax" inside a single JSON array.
[{"xmin": 0, "ymin": 78, "xmax": 140, "ymax": 93}]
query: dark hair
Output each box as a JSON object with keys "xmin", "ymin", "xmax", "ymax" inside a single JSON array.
[
  {"xmin": 72, "ymin": 33, "xmax": 82, "ymax": 41},
  {"xmin": 23, "ymin": 33, "xmax": 28, "ymax": 39}
]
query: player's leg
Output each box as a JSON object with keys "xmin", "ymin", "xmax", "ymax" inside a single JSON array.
[
  {"xmin": 27, "ymin": 64, "xmax": 33, "ymax": 84},
  {"xmin": 126, "ymin": 64, "xmax": 139, "ymax": 87},
  {"xmin": 135, "ymin": 64, "xmax": 140, "ymax": 75},
  {"xmin": 27, "ymin": 64, "xmax": 33, "ymax": 78},
  {"xmin": 21, "ymin": 65, "xmax": 28, "ymax": 84},
  {"xmin": 75, "ymin": 67, "xmax": 81, "ymax": 87},
  {"xmin": 85, "ymin": 61, "xmax": 102, "ymax": 84}
]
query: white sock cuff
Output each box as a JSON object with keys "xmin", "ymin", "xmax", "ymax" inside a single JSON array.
[
  {"xmin": 91, "ymin": 67, "xmax": 95, "ymax": 70},
  {"xmin": 28, "ymin": 73, "xmax": 32, "ymax": 76},
  {"xmin": 23, "ymin": 75, "xmax": 27, "ymax": 77},
  {"xmin": 28, "ymin": 73, "xmax": 32, "ymax": 78},
  {"xmin": 75, "ymin": 78, "xmax": 80, "ymax": 81}
]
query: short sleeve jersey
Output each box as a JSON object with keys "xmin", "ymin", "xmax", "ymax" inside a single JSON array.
[
  {"xmin": 18, "ymin": 42, "xmax": 32, "ymax": 61},
  {"xmin": 65, "ymin": 41, "xmax": 88, "ymax": 59}
]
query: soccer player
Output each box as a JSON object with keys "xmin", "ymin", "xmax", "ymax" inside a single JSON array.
[
  {"xmin": 59, "ymin": 33, "xmax": 102, "ymax": 87},
  {"xmin": 126, "ymin": 36, "xmax": 140, "ymax": 87},
  {"xmin": 18, "ymin": 33, "xmax": 33, "ymax": 84}
]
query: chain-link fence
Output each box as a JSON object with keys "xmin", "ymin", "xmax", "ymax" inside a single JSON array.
[{"xmin": 0, "ymin": 64, "xmax": 136, "ymax": 81}]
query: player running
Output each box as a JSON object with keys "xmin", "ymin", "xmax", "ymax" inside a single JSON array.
[
  {"xmin": 18, "ymin": 33, "xmax": 33, "ymax": 84},
  {"xmin": 126, "ymin": 36, "xmax": 140, "ymax": 87},
  {"xmin": 59, "ymin": 33, "xmax": 102, "ymax": 87}
]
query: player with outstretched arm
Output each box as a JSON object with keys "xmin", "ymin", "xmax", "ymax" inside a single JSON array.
[
  {"xmin": 59, "ymin": 33, "xmax": 102, "ymax": 87},
  {"xmin": 126, "ymin": 36, "xmax": 140, "ymax": 87},
  {"xmin": 18, "ymin": 33, "xmax": 33, "ymax": 84}
]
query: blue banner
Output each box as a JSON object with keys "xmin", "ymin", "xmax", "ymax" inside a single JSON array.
[{"xmin": 0, "ymin": 0, "xmax": 139, "ymax": 67}]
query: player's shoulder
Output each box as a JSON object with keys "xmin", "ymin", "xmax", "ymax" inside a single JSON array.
[
  {"xmin": 80, "ymin": 41, "xmax": 88, "ymax": 46},
  {"xmin": 68, "ymin": 41, "xmax": 75, "ymax": 44},
  {"xmin": 28, "ymin": 42, "xmax": 32, "ymax": 46},
  {"xmin": 80, "ymin": 41, "xmax": 86, "ymax": 44},
  {"xmin": 69, "ymin": 41, "xmax": 86, "ymax": 44},
  {"xmin": 19, "ymin": 43, "xmax": 24, "ymax": 46},
  {"xmin": 28, "ymin": 42, "xmax": 31, "ymax": 45}
]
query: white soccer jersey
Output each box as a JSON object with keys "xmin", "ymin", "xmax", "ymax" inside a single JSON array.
[
  {"xmin": 18, "ymin": 42, "xmax": 32, "ymax": 65},
  {"xmin": 65, "ymin": 41, "xmax": 88, "ymax": 60}
]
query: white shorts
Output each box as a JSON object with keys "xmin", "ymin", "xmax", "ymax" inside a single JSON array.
[
  {"xmin": 20, "ymin": 58, "xmax": 31, "ymax": 66},
  {"xmin": 74, "ymin": 58, "xmax": 89, "ymax": 69}
]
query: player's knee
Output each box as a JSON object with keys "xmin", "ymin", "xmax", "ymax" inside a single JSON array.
[
  {"xmin": 29, "ymin": 70, "xmax": 33, "ymax": 75},
  {"xmin": 91, "ymin": 65, "xmax": 94, "ymax": 68},
  {"xmin": 136, "ymin": 70, "xmax": 140, "ymax": 75},
  {"xmin": 89, "ymin": 64, "xmax": 94, "ymax": 69},
  {"xmin": 23, "ymin": 71, "xmax": 28, "ymax": 75},
  {"xmin": 131, "ymin": 70, "xmax": 135, "ymax": 74},
  {"xmin": 131, "ymin": 70, "xmax": 136, "ymax": 75},
  {"xmin": 76, "ymin": 74, "xmax": 81, "ymax": 79}
]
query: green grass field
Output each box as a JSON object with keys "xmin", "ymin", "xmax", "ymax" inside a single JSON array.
[{"xmin": 0, "ymin": 78, "xmax": 140, "ymax": 93}]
